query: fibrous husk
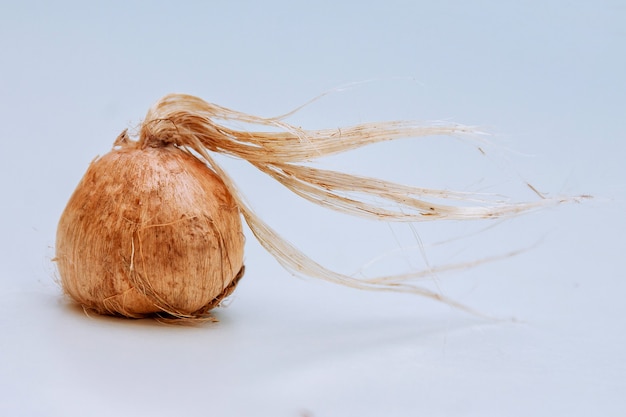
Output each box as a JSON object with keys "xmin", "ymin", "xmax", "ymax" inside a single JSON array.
[
  {"xmin": 56, "ymin": 136, "xmax": 244, "ymax": 319},
  {"xmin": 55, "ymin": 93, "xmax": 585, "ymax": 319}
]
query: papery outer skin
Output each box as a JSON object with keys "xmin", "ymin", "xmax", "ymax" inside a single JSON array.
[{"xmin": 55, "ymin": 143, "xmax": 244, "ymax": 317}]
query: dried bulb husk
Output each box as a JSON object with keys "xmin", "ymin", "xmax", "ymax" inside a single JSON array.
[
  {"xmin": 55, "ymin": 136, "xmax": 244, "ymax": 319},
  {"xmin": 56, "ymin": 93, "xmax": 586, "ymax": 320}
]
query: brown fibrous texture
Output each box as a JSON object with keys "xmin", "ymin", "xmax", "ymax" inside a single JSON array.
[
  {"xmin": 56, "ymin": 140, "xmax": 244, "ymax": 319},
  {"xmin": 56, "ymin": 93, "xmax": 587, "ymax": 320}
]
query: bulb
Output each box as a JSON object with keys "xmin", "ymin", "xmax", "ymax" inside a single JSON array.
[{"xmin": 55, "ymin": 137, "xmax": 244, "ymax": 319}]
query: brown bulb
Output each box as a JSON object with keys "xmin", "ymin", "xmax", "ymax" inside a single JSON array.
[
  {"xmin": 55, "ymin": 93, "xmax": 581, "ymax": 320},
  {"xmin": 55, "ymin": 139, "xmax": 244, "ymax": 319}
]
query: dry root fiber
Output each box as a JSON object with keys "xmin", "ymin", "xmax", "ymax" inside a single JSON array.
[{"xmin": 55, "ymin": 93, "xmax": 582, "ymax": 320}]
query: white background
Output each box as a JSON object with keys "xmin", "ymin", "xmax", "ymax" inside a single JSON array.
[{"xmin": 1, "ymin": 1, "xmax": 624, "ymax": 416}]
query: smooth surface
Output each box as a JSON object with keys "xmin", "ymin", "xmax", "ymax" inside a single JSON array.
[{"xmin": 1, "ymin": 1, "xmax": 624, "ymax": 416}]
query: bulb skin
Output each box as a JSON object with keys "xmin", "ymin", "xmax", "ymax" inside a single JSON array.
[{"xmin": 55, "ymin": 143, "xmax": 244, "ymax": 318}]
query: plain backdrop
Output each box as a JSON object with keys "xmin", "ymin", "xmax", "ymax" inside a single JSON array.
[{"xmin": 1, "ymin": 1, "xmax": 624, "ymax": 416}]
